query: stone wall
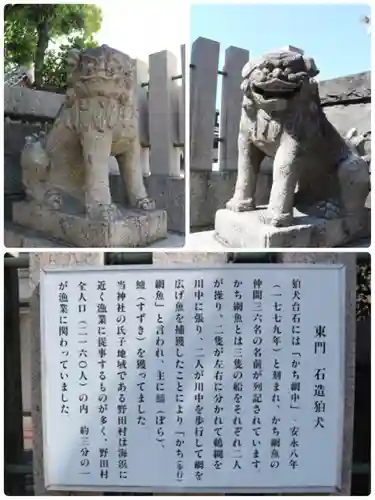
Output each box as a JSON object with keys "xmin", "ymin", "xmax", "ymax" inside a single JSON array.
[
  {"xmin": 4, "ymin": 86, "xmax": 185, "ymax": 234},
  {"xmin": 190, "ymin": 71, "xmax": 371, "ymax": 232}
]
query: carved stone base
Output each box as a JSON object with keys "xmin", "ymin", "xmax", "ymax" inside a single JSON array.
[
  {"xmin": 12, "ymin": 200, "xmax": 167, "ymax": 248},
  {"xmin": 214, "ymin": 206, "xmax": 370, "ymax": 248}
]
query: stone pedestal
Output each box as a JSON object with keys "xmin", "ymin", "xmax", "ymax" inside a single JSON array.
[
  {"xmin": 13, "ymin": 200, "xmax": 167, "ymax": 248},
  {"xmin": 214, "ymin": 206, "xmax": 370, "ymax": 248}
]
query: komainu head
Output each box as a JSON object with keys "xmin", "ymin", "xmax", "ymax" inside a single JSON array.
[
  {"xmin": 65, "ymin": 44, "xmax": 135, "ymax": 102},
  {"xmin": 241, "ymin": 49, "xmax": 320, "ymax": 112}
]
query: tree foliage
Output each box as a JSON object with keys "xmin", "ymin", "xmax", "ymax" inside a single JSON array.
[
  {"xmin": 4, "ymin": 4, "xmax": 102, "ymax": 88},
  {"xmin": 356, "ymin": 261, "xmax": 371, "ymax": 321}
]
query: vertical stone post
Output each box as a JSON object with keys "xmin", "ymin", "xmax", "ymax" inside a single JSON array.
[
  {"xmin": 148, "ymin": 50, "xmax": 180, "ymax": 177},
  {"xmin": 135, "ymin": 58, "xmax": 151, "ymax": 177},
  {"xmin": 179, "ymin": 44, "xmax": 186, "ymax": 151},
  {"xmin": 190, "ymin": 37, "xmax": 220, "ymax": 172},
  {"xmin": 219, "ymin": 46, "xmax": 249, "ymax": 171},
  {"xmin": 30, "ymin": 252, "xmax": 104, "ymax": 495}
]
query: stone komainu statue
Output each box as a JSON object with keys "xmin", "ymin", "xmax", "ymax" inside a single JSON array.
[
  {"xmin": 21, "ymin": 44, "xmax": 154, "ymax": 219},
  {"xmin": 226, "ymin": 49, "xmax": 370, "ymax": 227}
]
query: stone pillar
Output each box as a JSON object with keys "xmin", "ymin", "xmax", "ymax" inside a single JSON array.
[
  {"xmin": 190, "ymin": 37, "xmax": 220, "ymax": 172},
  {"xmin": 135, "ymin": 58, "xmax": 150, "ymax": 177},
  {"xmin": 30, "ymin": 252, "xmax": 104, "ymax": 495},
  {"xmin": 278, "ymin": 252, "xmax": 357, "ymax": 495},
  {"xmin": 219, "ymin": 46, "xmax": 249, "ymax": 171},
  {"xmin": 148, "ymin": 50, "xmax": 180, "ymax": 177},
  {"xmin": 179, "ymin": 44, "xmax": 186, "ymax": 149}
]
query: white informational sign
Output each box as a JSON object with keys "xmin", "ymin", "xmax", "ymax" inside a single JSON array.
[{"xmin": 40, "ymin": 264, "xmax": 346, "ymax": 493}]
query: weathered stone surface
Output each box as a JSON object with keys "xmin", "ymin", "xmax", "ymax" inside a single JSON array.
[
  {"xmin": 111, "ymin": 172, "xmax": 185, "ymax": 234},
  {"xmin": 190, "ymin": 170, "xmax": 271, "ymax": 231},
  {"xmin": 4, "ymin": 223, "xmax": 72, "ymax": 248},
  {"xmin": 4, "ymin": 121, "xmax": 47, "ymax": 196},
  {"xmin": 145, "ymin": 175, "xmax": 185, "ymax": 233},
  {"xmin": 225, "ymin": 49, "xmax": 370, "ymax": 242},
  {"xmin": 4, "ymin": 86, "xmax": 64, "ymax": 119},
  {"xmin": 153, "ymin": 251, "xmax": 227, "ymax": 265},
  {"xmin": 148, "ymin": 50, "xmax": 180, "ymax": 176},
  {"xmin": 190, "ymin": 37, "xmax": 220, "ymax": 171},
  {"xmin": 19, "ymin": 44, "xmax": 156, "ymax": 240},
  {"xmin": 318, "ymin": 71, "xmax": 370, "ymax": 105},
  {"xmin": 219, "ymin": 46, "xmax": 249, "ymax": 171},
  {"xmin": 215, "ymin": 207, "xmax": 370, "ymax": 248},
  {"xmin": 4, "ymin": 222, "xmax": 183, "ymax": 248},
  {"xmin": 324, "ymin": 103, "xmax": 371, "ymax": 159},
  {"xmin": 13, "ymin": 200, "xmax": 167, "ymax": 248}
]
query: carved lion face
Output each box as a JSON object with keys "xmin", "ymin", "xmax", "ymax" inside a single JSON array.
[
  {"xmin": 241, "ymin": 50, "xmax": 319, "ymax": 112},
  {"xmin": 66, "ymin": 44, "xmax": 135, "ymax": 98}
]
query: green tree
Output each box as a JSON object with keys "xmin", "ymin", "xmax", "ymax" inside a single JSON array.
[
  {"xmin": 41, "ymin": 34, "xmax": 98, "ymax": 90},
  {"xmin": 4, "ymin": 4, "xmax": 102, "ymax": 87}
]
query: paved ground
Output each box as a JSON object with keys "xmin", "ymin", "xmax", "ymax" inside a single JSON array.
[
  {"xmin": 149, "ymin": 233, "xmax": 185, "ymax": 248},
  {"xmin": 185, "ymin": 230, "xmax": 227, "ymax": 250}
]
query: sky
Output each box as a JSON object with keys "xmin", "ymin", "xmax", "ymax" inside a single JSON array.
[
  {"xmin": 190, "ymin": 2, "xmax": 371, "ymax": 81},
  {"xmin": 95, "ymin": 1, "xmax": 188, "ymax": 71}
]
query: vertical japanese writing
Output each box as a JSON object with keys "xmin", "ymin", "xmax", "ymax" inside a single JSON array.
[
  {"xmin": 289, "ymin": 278, "xmax": 302, "ymax": 470},
  {"xmin": 155, "ymin": 279, "xmax": 166, "ymax": 448},
  {"xmin": 313, "ymin": 322, "xmax": 327, "ymax": 431},
  {"xmin": 77, "ymin": 280, "xmax": 90, "ymax": 476},
  {"xmin": 232, "ymin": 278, "xmax": 244, "ymax": 471},
  {"xmin": 252, "ymin": 277, "xmax": 263, "ymax": 470},
  {"xmin": 97, "ymin": 279, "xmax": 109, "ymax": 480},
  {"xmin": 212, "ymin": 277, "xmax": 224, "ymax": 471},
  {"xmin": 116, "ymin": 279, "xmax": 128, "ymax": 480},
  {"xmin": 174, "ymin": 277, "xmax": 185, "ymax": 483},
  {"xmin": 194, "ymin": 278, "xmax": 205, "ymax": 481},
  {"xmin": 136, "ymin": 279, "xmax": 147, "ymax": 426},
  {"xmin": 58, "ymin": 280, "xmax": 69, "ymax": 416},
  {"xmin": 270, "ymin": 283, "xmax": 282, "ymax": 470}
]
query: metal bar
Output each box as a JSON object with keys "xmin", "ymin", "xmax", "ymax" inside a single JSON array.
[
  {"xmin": 105, "ymin": 253, "xmax": 153, "ymax": 266},
  {"xmin": 4, "ymin": 255, "xmax": 29, "ymax": 268},
  {"xmin": 352, "ymin": 462, "xmax": 371, "ymax": 475},
  {"xmin": 4, "ymin": 261, "xmax": 26, "ymax": 495},
  {"xmin": 173, "ymin": 142, "xmax": 185, "ymax": 148},
  {"xmin": 5, "ymin": 464, "xmax": 33, "ymax": 474},
  {"xmin": 141, "ymin": 73, "xmax": 183, "ymax": 87},
  {"xmin": 217, "ymin": 70, "xmax": 228, "ymax": 76},
  {"xmin": 227, "ymin": 253, "xmax": 279, "ymax": 264}
]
